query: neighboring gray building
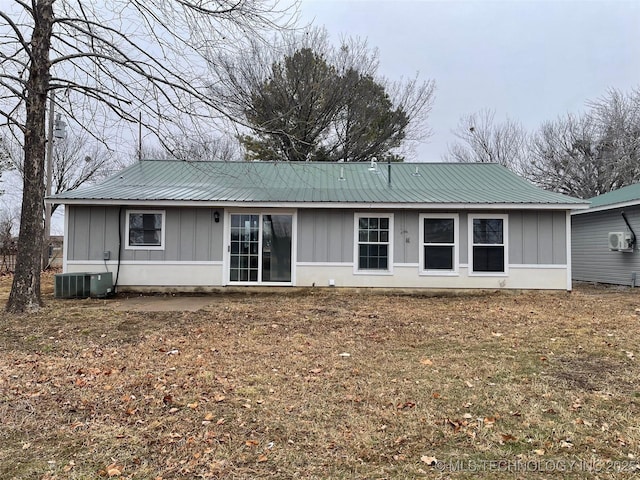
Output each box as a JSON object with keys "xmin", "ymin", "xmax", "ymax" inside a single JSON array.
[
  {"xmin": 572, "ymin": 184, "xmax": 640, "ymax": 286},
  {"xmin": 49, "ymin": 160, "xmax": 587, "ymax": 291}
]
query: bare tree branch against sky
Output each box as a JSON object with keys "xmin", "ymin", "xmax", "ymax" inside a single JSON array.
[
  {"xmin": 0, "ymin": 0, "xmax": 298, "ymax": 312},
  {"xmin": 299, "ymin": 0, "xmax": 640, "ymax": 161}
]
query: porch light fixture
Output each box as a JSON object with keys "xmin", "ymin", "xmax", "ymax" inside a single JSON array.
[{"xmin": 214, "ymin": 211, "xmax": 220, "ymax": 223}]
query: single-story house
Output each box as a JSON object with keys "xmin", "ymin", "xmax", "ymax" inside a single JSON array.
[
  {"xmin": 572, "ymin": 183, "xmax": 640, "ymax": 286},
  {"xmin": 48, "ymin": 160, "xmax": 588, "ymax": 291}
]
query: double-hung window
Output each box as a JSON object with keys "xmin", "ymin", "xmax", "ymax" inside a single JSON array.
[
  {"xmin": 126, "ymin": 210, "xmax": 165, "ymax": 250},
  {"xmin": 355, "ymin": 214, "xmax": 393, "ymax": 272},
  {"xmin": 469, "ymin": 214, "xmax": 508, "ymax": 274},
  {"xmin": 420, "ymin": 214, "xmax": 458, "ymax": 274}
]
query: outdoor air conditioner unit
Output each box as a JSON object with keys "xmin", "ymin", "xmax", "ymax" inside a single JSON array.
[
  {"xmin": 54, "ymin": 272, "xmax": 113, "ymax": 298},
  {"xmin": 608, "ymin": 232, "xmax": 633, "ymax": 252}
]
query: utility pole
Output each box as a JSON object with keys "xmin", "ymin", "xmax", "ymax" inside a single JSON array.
[
  {"xmin": 138, "ymin": 111, "xmax": 142, "ymax": 161},
  {"xmin": 43, "ymin": 92, "xmax": 55, "ymax": 270},
  {"xmin": 43, "ymin": 93, "xmax": 65, "ymax": 270}
]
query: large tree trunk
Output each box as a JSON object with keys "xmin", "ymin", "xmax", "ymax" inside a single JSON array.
[{"xmin": 6, "ymin": 0, "xmax": 54, "ymax": 313}]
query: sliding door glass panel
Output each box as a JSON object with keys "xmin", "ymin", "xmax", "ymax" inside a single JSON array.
[
  {"xmin": 262, "ymin": 215, "xmax": 292, "ymax": 282},
  {"xmin": 229, "ymin": 214, "xmax": 259, "ymax": 282}
]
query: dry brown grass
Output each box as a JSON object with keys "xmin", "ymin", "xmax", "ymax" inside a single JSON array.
[{"xmin": 1, "ymin": 274, "xmax": 640, "ymax": 479}]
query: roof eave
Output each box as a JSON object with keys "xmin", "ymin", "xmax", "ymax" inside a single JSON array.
[
  {"xmin": 47, "ymin": 198, "xmax": 589, "ymax": 210},
  {"xmin": 571, "ymin": 199, "xmax": 640, "ymax": 215}
]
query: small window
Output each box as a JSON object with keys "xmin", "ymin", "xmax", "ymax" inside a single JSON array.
[
  {"xmin": 126, "ymin": 210, "xmax": 165, "ymax": 250},
  {"xmin": 355, "ymin": 214, "xmax": 393, "ymax": 272},
  {"xmin": 470, "ymin": 215, "xmax": 507, "ymax": 274},
  {"xmin": 420, "ymin": 214, "xmax": 458, "ymax": 274}
]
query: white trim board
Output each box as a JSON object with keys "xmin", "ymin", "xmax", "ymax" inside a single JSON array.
[
  {"xmin": 67, "ymin": 260, "xmax": 566, "ymax": 269},
  {"xmin": 50, "ymin": 198, "xmax": 588, "ymax": 211},
  {"xmin": 353, "ymin": 212, "xmax": 394, "ymax": 275},
  {"xmin": 419, "ymin": 213, "xmax": 460, "ymax": 275},
  {"xmin": 125, "ymin": 209, "xmax": 166, "ymax": 251},
  {"xmin": 468, "ymin": 213, "xmax": 509, "ymax": 276},
  {"xmin": 571, "ymin": 200, "xmax": 640, "ymax": 215}
]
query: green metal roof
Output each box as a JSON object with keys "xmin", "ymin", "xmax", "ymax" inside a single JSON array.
[
  {"xmin": 587, "ymin": 183, "xmax": 640, "ymax": 209},
  {"xmin": 50, "ymin": 160, "xmax": 587, "ymax": 208}
]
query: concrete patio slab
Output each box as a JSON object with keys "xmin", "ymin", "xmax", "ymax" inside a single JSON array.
[{"xmin": 112, "ymin": 295, "xmax": 216, "ymax": 312}]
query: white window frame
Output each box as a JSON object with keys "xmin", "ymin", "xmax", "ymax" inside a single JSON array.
[
  {"xmin": 354, "ymin": 213, "xmax": 394, "ymax": 275},
  {"xmin": 468, "ymin": 214, "xmax": 508, "ymax": 276},
  {"xmin": 125, "ymin": 209, "xmax": 166, "ymax": 250},
  {"xmin": 419, "ymin": 213, "xmax": 459, "ymax": 276}
]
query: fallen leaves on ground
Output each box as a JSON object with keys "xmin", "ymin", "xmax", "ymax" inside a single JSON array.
[{"xmin": 1, "ymin": 276, "xmax": 639, "ymax": 479}]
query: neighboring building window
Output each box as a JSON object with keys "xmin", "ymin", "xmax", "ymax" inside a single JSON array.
[
  {"xmin": 420, "ymin": 214, "xmax": 458, "ymax": 273},
  {"xmin": 126, "ymin": 210, "xmax": 165, "ymax": 249},
  {"xmin": 470, "ymin": 215, "xmax": 508, "ymax": 273},
  {"xmin": 355, "ymin": 214, "xmax": 393, "ymax": 271}
]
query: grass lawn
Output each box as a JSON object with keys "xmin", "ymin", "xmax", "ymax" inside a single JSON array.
[{"xmin": 1, "ymin": 274, "xmax": 640, "ymax": 479}]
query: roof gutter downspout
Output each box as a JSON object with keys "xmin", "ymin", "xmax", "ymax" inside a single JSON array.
[{"xmin": 113, "ymin": 206, "xmax": 123, "ymax": 293}]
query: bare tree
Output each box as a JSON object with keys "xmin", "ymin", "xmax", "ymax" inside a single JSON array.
[
  {"xmin": 384, "ymin": 74, "xmax": 435, "ymax": 160},
  {"xmin": 0, "ymin": 135, "xmax": 19, "ymax": 175},
  {"xmin": 8, "ymin": 130, "xmax": 120, "ymax": 212},
  {"xmin": 0, "ymin": 0, "xmax": 297, "ymax": 312},
  {"xmin": 0, "ymin": 206, "xmax": 17, "ymax": 274},
  {"xmin": 444, "ymin": 109, "xmax": 529, "ymax": 173},
  {"xmin": 170, "ymin": 135, "xmax": 240, "ymax": 162},
  {"xmin": 0, "ymin": 206, "xmax": 16, "ymax": 244},
  {"xmin": 50, "ymin": 134, "xmax": 119, "ymax": 205},
  {"xmin": 138, "ymin": 133, "xmax": 241, "ymax": 162},
  {"xmin": 526, "ymin": 87, "xmax": 640, "ymax": 198}
]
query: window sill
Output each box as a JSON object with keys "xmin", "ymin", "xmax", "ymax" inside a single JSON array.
[
  {"xmin": 353, "ymin": 270, "xmax": 394, "ymax": 276},
  {"xmin": 125, "ymin": 245, "xmax": 165, "ymax": 251}
]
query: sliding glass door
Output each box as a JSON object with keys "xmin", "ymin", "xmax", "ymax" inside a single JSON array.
[{"xmin": 229, "ymin": 213, "xmax": 292, "ymax": 283}]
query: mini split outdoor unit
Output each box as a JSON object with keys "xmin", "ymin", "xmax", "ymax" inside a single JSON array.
[{"xmin": 608, "ymin": 232, "xmax": 633, "ymax": 252}]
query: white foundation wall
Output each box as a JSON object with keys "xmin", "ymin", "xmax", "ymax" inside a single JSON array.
[
  {"xmin": 65, "ymin": 261, "xmax": 224, "ymax": 287},
  {"xmin": 295, "ymin": 264, "xmax": 569, "ymax": 290},
  {"xmin": 64, "ymin": 262, "xmax": 568, "ymax": 290}
]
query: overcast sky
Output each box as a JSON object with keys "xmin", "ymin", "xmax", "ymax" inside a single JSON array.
[
  {"xmin": 299, "ymin": 0, "xmax": 640, "ymax": 161},
  {"xmin": 2, "ymin": 0, "xmax": 638, "ymax": 233}
]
